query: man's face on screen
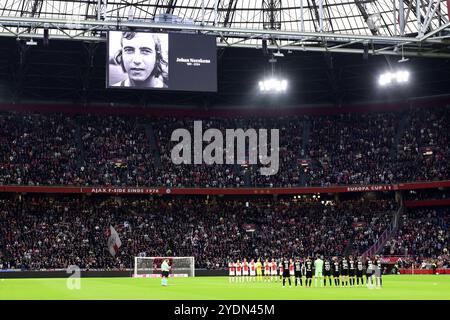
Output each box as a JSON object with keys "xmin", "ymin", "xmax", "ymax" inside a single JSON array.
[{"xmin": 122, "ymin": 33, "xmax": 156, "ymax": 84}]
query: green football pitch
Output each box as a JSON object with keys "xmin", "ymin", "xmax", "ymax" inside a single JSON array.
[{"xmin": 1, "ymin": 275, "xmax": 449, "ymax": 300}]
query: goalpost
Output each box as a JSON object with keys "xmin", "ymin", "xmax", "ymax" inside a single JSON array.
[{"xmin": 133, "ymin": 256, "xmax": 195, "ymax": 278}]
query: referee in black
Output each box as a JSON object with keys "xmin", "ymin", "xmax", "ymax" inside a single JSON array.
[{"xmin": 282, "ymin": 257, "xmax": 292, "ymax": 288}]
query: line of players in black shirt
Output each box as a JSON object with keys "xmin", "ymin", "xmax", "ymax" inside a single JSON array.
[{"xmin": 280, "ymin": 255, "xmax": 383, "ymax": 288}]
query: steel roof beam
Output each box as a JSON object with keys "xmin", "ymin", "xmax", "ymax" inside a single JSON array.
[
  {"xmin": 0, "ymin": 15, "xmax": 427, "ymax": 43},
  {"xmin": 2, "ymin": 31, "xmax": 449, "ymax": 58},
  {"xmin": 226, "ymin": 42, "xmax": 450, "ymax": 58},
  {"xmin": 420, "ymin": 21, "xmax": 450, "ymax": 40},
  {"xmin": 222, "ymin": 0, "xmax": 237, "ymax": 28},
  {"xmin": 165, "ymin": 0, "xmax": 177, "ymax": 14},
  {"xmin": 419, "ymin": 0, "xmax": 442, "ymax": 36}
]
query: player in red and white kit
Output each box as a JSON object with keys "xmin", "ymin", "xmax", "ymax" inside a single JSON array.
[
  {"xmin": 235, "ymin": 259, "xmax": 242, "ymax": 282},
  {"xmin": 271, "ymin": 258, "xmax": 278, "ymax": 282},
  {"xmin": 242, "ymin": 258, "xmax": 249, "ymax": 282},
  {"xmin": 228, "ymin": 260, "xmax": 235, "ymax": 283},
  {"xmin": 249, "ymin": 259, "xmax": 256, "ymax": 281},
  {"xmin": 289, "ymin": 258, "xmax": 295, "ymax": 283},
  {"xmin": 264, "ymin": 258, "xmax": 271, "ymax": 282}
]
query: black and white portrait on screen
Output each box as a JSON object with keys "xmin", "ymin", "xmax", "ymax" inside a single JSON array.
[{"xmin": 108, "ymin": 31, "xmax": 169, "ymax": 88}]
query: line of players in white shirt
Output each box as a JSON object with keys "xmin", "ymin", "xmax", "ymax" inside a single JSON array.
[
  {"xmin": 227, "ymin": 258, "xmax": 282, "ymax": 282},
  {"xmin": 228, "ymin": 258, "xmax": 291, "ymax": 281}
]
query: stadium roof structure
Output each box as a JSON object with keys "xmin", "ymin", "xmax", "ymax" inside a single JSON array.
[
  {"xmin": 0, "ymin": 1, "xmax": 450, "ymax": 106},
  {"xmin": 0, "ymin": 0, "xmax": 449, "ymax": 58}
]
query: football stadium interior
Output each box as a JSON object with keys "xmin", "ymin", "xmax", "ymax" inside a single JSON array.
[{"xmin": 0, "ymin": 0, "xmax": 449, "ymax": 300}]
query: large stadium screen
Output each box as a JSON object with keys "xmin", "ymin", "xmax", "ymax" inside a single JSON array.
[{"xmin": 107, "ymin": 31, "xmax": 217, "ymax": 92}]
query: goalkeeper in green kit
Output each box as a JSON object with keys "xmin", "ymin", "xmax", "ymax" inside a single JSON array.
[{"xmin": 314, "ymin": 255, "xmax": 324, "ymax": 287}]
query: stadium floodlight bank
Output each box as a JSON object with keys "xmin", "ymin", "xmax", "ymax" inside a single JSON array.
[{"xmin": 133, "ymin": 256, "xmax": 195, "ymax": 278}]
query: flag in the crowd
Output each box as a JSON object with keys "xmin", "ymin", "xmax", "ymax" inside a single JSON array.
[{"xmin": 106, "ymin": 225, "xmax": 122, "ymax": 256}]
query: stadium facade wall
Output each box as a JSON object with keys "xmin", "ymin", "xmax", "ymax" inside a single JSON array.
[
  {"xmin": 399, "ymin": 269, "xmax": 450, "ymax": 275},
  {"xmin": 404, "ymin": 199, "xmax": 450, "ymax": 208},
  {"xmin": 0, "ymin": 94, "xmax": 449, "ymax": 118},
  {"xmin": 4, "ymin": 269, "xmax": 448, "ymax": 278},
  {"xmin": 0, "ymin": 181, "xmax": 449, "ymax": 195},
  {"xmin": 0, "ymin": 269, "xmax": 228, "ymax": 279}
]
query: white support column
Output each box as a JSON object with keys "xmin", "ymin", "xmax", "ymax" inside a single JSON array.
[
  {"xmin": 300, "ymin": 0, "xmax": 304, "ymax": 32},
  {"xmin": 97, "ymin": 0, "xmax": 101, "ymax": 20},
  {"xmin": 417, "ymin": 0, "xmax": 421, "ymax": 33},
  {"xmin": 319, "ymin": 0, "xmax": 324, "ymax": 32},
  {"xmin": 421, "ymin": 0, "xmax": 435, "ymax": 35},
  {"xmin": 201, "ymin": 0, "xmax": 205, "ymax": 26},
  {"xmin": 399, "ymin": 0, "xmax": 405, "ymax": 35},
  {"xmin": 420, "ymin": 0, "xmax": 442, "ymax": 36},
  {"xmin": 97, "ymin": 0, "xmax": 107, "ymax": 21},
  {"xmin": 214, "ymin": 0, "xmax": 218, "ymax": 26},
  {"xmin": 127, "ymin": 6, "xmax": 135, "ymax": 21},
  {"xmin": 393, "ymin": 0, "xmax": 397, "ymax": 36}
]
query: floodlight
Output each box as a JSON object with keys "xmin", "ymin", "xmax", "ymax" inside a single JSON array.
[
  {"xmin": 273, "ymin": 50, "xmax": 284, "ymax": 57},
  {"xmin": 26, "ymin": 39, "xmax": 37, "ymax": 46},
  {"xmin": 378, "ymin": 70, "xmax": 410, "ymax": 87},
  {"xmin": 258, "ymin": 78, "xmax": 288, "ymax": 93},
  {"xmin": 258, "ymin": 56, "xmax": 288, "ymax": 93}
]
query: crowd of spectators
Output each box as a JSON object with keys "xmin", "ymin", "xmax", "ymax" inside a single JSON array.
[
  {"xmin": 0, "ymin": 107, "xmax": 447, "ymax": 272},
  {"xmin": 150, "ymin": 116, "xmax": 305, "ymax": 188},
  {"xmin": 383, "ymin": 207, "xmax": 449, "ymax": 268},
  {"xmin": 305, "ymin": 112, "xmax": 398, "ymax": 186},
  {"xmin": 348, "ymin": 200, "xmax": 394, "ymax": 255},
  {"xmin": 79, "ymin": 114, "xmax": 158, "ymax": 187},
  {"xmin": 0, "ymin": 113, "xmax": 79, "ymax": 185},
  {"xmin": 393, "ymin": 107, "xmax": 450, "ymax": 183},
  {"xmin": 0, "ymin": 105, "xmax": 448, "ymax": 188},
  {"xmin": 0, "ymin": 196, "xmax": 395, "ymax": 270},
  {"xmin": 150, "ymin": 117, "xmax": 247, "ymax": 188}
]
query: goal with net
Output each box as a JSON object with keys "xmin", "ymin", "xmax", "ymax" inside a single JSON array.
[{"xmin": 133, "ymin": 256, "xmax": 195, "ymax": 278}]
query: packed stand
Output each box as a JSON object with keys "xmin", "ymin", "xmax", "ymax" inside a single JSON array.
[
  {"xmin": 0, "ymin": 196, "xmax": 394, "ymax": 270},
  {"xmin": 383, "ymin": 207, "xmax": 449, "ymax": 268},
  {"xmin": 78, "ymin": 114, "xmax": 157, "ymax": 186},
  {"xmin": 304, "ymin": 112, "xmax": 399, "ymax": 186},
  {"xmin": 151, "ymin": 117, "xmax": 246, "ymax": 187},
  {"xmin": 151, "ymin": 116, "xmax": 305, "ymax": 188},
  {"xmin": 392, "ymin": 106, "xmax": 450, "ymax": 183},
  {"xmin": 349, "ymin": 200, "xmax": 395, "ymax": 255},
  {"xmin": 0, "ymin": 112, "xmax": 79, "ymax": 186},
  {"xmin": 0, "ymin": 105, "xmax": 449, "ymax": 188}
]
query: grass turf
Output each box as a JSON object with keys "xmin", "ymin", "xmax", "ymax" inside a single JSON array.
[{"xmin": 1, "ymin": 275, "xmax": 449, "ymax": 300}]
